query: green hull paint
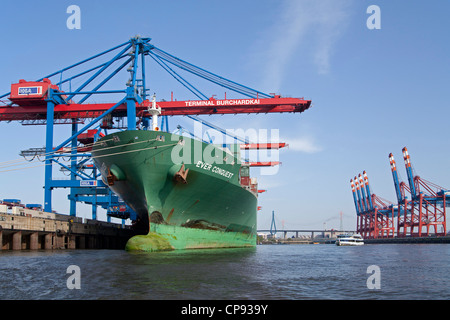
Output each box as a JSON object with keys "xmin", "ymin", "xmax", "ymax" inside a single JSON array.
[
  {"xmin": 92, "ymin": 130, "xmax": 258, "ymax": 252},
  {"xmin": 126, "ymin": 224, "xmax": 256, "ymax": 252}
]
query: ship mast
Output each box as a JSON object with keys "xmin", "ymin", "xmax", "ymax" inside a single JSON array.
[{"xmin": 147, "ymin": 94, "xmax": 161, "ymax": 131}]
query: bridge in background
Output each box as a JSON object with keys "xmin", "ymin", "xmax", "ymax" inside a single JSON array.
[{"xmin": 257, "ymin": 229, "xmax": 356, "ymax": 240}]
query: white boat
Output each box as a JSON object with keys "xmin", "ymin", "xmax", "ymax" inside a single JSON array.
[{"xmin": 335, "ymin": 233, "xmax": 364, "ymax": 246}]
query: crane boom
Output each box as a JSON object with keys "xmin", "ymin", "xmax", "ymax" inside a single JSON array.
[
  {"xmin": 402, "ymin": 147, "xmax": 417, "ymax": 199},
  {"xmin": 389, "ymin": 152, "xmax": 404, "ymax": 203},
  {"xmin": 363, "ymin": 171, "xmax": 374, "ymax": 210},
  {"xmin": 0, "ymin": 95, "xmax": 311, "ymax": 122},
  {"xmin": 354, "ymin": 176, "xmax": 366, "ymax": 213},
  {"xmin": 350, "ymin": 179, "xmax": 361, "ymax": 215}
]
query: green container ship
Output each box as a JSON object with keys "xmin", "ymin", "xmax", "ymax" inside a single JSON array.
[{"xmin": 91, "ymin": 129, "xmax": 259, "ymax": 252}]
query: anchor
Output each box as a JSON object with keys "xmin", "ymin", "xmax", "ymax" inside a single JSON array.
[{"xmin": 173, "ymin": 164, "xmax": 189, "ymax": 184}]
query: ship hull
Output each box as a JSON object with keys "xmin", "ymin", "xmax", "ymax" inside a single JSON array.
[{"xmin": 91, "ymin": 130, "xmax": 257, "ymax": 251}]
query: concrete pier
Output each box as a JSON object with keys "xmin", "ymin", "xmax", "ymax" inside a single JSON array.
[{"xmin": 0, "ymin": 212, "xmax": 136, "ymax": 250}]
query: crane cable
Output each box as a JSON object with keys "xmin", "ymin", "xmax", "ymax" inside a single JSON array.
[{"xmin": 0, "ymin": 136, "xmax": 174, "ymax": 172}]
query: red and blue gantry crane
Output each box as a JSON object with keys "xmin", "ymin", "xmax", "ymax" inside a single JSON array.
[
  {"xmin": 351, "ymin": 147, "xmax": 447, "ymax": 239},
  {"xmin": 389, "ymin": 148, "xmax": 447, "ymax": 237},
  {"xmin": 0, "ymin": 36, "xmax": 311, "ymax": 222},
  {"xmin": 350, "ymin": 171, "xmax": 396, "ymax": 239}
]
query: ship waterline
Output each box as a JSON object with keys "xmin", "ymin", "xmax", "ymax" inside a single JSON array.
[{"xmin": 91, "ymin": 130, "xmax": 258, "ymax": 252}]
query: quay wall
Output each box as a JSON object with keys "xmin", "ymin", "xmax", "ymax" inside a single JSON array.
[{"xmin": 0, "ymin": 212, "xmax": 136, "ymax": 250}]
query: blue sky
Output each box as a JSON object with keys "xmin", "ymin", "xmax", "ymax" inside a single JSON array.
[{"xmin": 0, "ymin": 0, "xmax": 449, "ymax": 231}]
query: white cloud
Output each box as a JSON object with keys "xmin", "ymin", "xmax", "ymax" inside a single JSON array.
[
  {"xmin": 284, "ymin": 136, "xmax": 322, "ymax": 154},
  {"xmin": 312, "ymin": 1, "xmax": 352, "ymax": 74},
  {"xmin": 254, "ymin": 0, "xmax": 352, "ymax": 91}
]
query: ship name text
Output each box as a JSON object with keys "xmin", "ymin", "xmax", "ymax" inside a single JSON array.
[{"xmin": 196, "ymin": 160, "xmax": 234, "ymax": 179}]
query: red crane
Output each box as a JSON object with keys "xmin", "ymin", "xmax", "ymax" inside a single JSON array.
[{"xmin": 0, "ymin": 89, "xmax": 310, "ymax": 121}]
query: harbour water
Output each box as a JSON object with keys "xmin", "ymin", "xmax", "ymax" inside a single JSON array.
[{"xmin": 0, "ymin": 244, "xmax": 449, "ymax": 300}]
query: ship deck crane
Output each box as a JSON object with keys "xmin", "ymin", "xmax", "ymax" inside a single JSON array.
[{"xmin": 0, "ymin": 36, "xmax": 311, "ymax": 221}]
